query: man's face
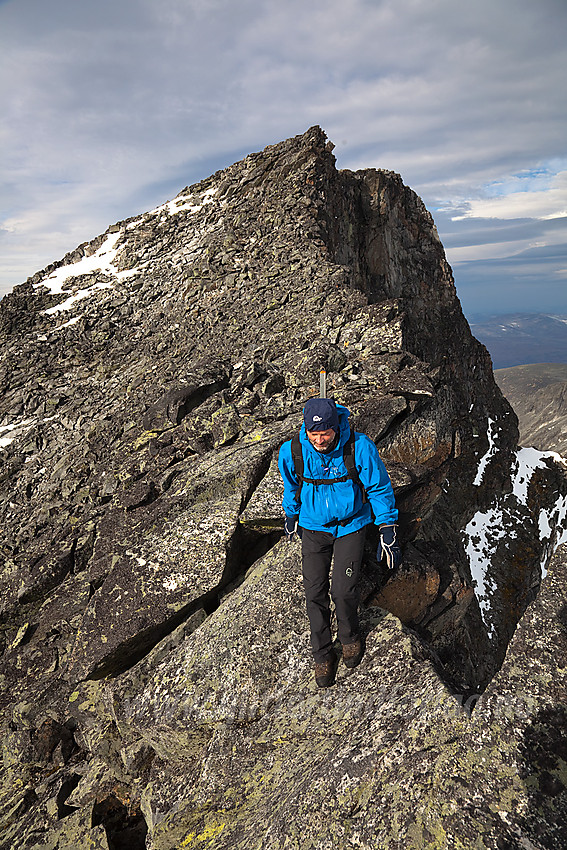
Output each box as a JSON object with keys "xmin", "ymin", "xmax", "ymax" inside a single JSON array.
[{"xmin": 306, "ymin": 428, "xmax": 336, "ymax": 452}]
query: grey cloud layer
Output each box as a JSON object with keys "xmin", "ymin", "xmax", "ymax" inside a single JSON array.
[{"xmin": 1, "ymin": 0, "xmax": 565, "ymax": 315}]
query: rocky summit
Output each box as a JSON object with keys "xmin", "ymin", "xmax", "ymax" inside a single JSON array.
[{"xmin": 1, "ymin": 126, "xmax": 566, "ymax": 849}]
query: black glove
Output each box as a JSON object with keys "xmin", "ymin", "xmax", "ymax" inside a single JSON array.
[
  {"xmin": 284, "ymin": 515, "xmax": 300, "ymax": 543},
  {"xmin": 377, "ymin": 524, "xmax": 402, "ymax": 570}
]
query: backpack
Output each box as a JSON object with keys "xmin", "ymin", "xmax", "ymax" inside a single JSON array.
[{"xmin": 290, "ymin": 427, "xmax": 367, "ymax": 506}]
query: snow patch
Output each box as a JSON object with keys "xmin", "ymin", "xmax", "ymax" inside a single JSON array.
[
  {"xmin": 538, "ymin": 479, "xmax": 567, "ymax": 578},
  {"xmin": 34, "ymin": 184, "xmax": 219, "ymax": 312},
  {"xmin": 37, "ymin": 231, "xmax": 127, "ymax": 296},
  {"xmin": 35, "ymin": 230, "xmax": 139, "ymax": 314},
  {"xmin": 55, "ymin": 316, "xmax": 82, "ymax": 331},
  {"xmin": 43, "ymin": 278, "xmax": 113, "ymax": 315},
  {"xmin": 464, "ymin": 507, "xmax": 506, "ymax": 632},
  {"xmin": 465, "ymin": 445, "xmax": 566, "ymax": 634},
  {"xmin": 0, "ymin": 416, "xmax": 59, "ymax": 449},
  {"xmin": 153, "ymin": 186, "xmax": 218, "ymax": 218},
  {"xmin": 0, "ymin": 419, "xmax": 34, "ymax": 448},
  {"xmin": 473, "ymin": 417, "xmax": 499, "ymax": 486},
  {"xmin": 511, "ymin": 446, "xmax": 550, "ymax": 502}
]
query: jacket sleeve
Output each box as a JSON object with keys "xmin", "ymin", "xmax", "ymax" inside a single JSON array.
[
  {"xmin": 355, "ymin": 434, "xmax": 398, "ymax": 525},
  {"xmin": 278, "ymin": 441, "xmax": 301, "ymax": 518}
]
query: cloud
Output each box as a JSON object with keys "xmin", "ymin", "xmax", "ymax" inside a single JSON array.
[
  {"xmin": 435, "ymin": 208, "xmax": 567, "ymax": 316},
  {"xmin": 448, "ymin": 232, "xmax": 567, "ymax": 315},
  {"xmin": 444, "ymin": 217, "xmax": 567, "ymax": 263},
  {"xmin": 452, "ymin": 171, "xmax": 567, "ymax": 221},
  {"xmin": 1, "ymin": 0, "xmax": 566, "ymax": 314}
]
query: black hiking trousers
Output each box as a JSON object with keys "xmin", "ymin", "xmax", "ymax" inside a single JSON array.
[{"xmin": 301, "ymin": 526, "xmax": 367, "ymax": 663}]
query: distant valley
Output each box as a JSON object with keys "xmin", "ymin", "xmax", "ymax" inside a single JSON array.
[
  {"xmin": 468, "ymin": 313, "xmax": 567, "ymax": 455},
  {"xmin": 469, "ymin": 313, "xmax": 567, "ymax": 369},
  {"xmin": 494, "ymin": 363, "xmax": 567, "ymax": 455}
]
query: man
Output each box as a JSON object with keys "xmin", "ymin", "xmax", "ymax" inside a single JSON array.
[{"xmin": 278, "ymin": 397, "xmax": 401, "ymax": 688}]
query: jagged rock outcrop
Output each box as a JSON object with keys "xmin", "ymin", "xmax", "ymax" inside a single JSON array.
[{"xmin": 1, "ymin": 127, "xmax": 566, "ymax": 848}]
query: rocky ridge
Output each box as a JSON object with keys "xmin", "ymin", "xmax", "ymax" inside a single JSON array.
[{"xmin": 0, "ymin": 127, "xmax": 566, "ymax": 849}]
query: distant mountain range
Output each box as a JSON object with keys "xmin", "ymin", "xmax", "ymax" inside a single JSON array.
[{"xmin": 468, "ymin": 313, "xmax": 567, "ymax": 369}]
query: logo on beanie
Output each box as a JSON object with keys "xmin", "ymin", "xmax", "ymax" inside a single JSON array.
[{"xmin": 313, "ymin": 416, "xmax": 322, "ymax": 422}]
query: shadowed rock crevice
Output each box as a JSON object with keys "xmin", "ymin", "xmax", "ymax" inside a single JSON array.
[
  {"xmin": 92, "ymin": 797, "xmax": 148, "ymax": 850},
  {"xmin": 81, "ymin": 449, "xmax": 280, "ymax": 681},
  {"xmin": 92, "ymin": 795, "xmax": 148, "ymax": 850},
  {"xmin": 83, "ymin": 526, "xmax": 284, "ymax": 683},
  {"xmin": 84, "ymin": 602, "xmax": 210, "ymax": 681},
  {"xmin": 142, "ymin": 367, "xmax": 231, "ymax": 434},
  {"xmin": 16, "ymin": 539, "xmax": 78, "ymax": 606},
  {"xmin": 56, "ymin": 774, "xmax": 82, "ymax": 819}
]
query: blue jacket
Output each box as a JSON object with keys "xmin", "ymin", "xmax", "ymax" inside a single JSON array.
[{"xmin": 278, "ymin": 404, "xmax": 398, "ymax": 537}]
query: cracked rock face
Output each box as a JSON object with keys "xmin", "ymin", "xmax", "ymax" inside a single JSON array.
[{"xmin": 1, "ymin": 126, "xmax": 566, "ymax": 849}]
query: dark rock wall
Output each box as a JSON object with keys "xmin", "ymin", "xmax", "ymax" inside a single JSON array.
[{"xmin": 0, "ymin": 127, "xmax": 566, "ymax": 849}]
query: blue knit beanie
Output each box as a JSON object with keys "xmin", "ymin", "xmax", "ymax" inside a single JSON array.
[{"xmin": 303, "ymin": 398, "xmax": 339, "ymax": 432}]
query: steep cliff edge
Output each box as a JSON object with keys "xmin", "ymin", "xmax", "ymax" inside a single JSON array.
[{"xmin": 1, "ymin": 127, "xmax": 566, "ymax": 849}]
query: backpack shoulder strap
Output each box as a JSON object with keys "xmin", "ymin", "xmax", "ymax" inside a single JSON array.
[
  {"xmin": 290, "ymin": 433, "xmax": 304, "ymax": 502},
  {"xmin": 342, "ymin": 428, "xmax": 367, "ymax": 503}
]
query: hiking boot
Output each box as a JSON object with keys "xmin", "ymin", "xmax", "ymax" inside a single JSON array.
[
  {"xmin": 314, "ymin": 658, "xmax": 335, "ymax": 688},
  {"xmin": 342, "ymin": 638, "xmax": 363, "ymax": 669}
]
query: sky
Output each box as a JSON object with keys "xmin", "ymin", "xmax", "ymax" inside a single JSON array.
[{"xmin": 1, "ymin": 0, "xmax": 566, "ymax": 319}]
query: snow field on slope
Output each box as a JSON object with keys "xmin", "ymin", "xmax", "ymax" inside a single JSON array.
[
  {"xmin": 33, "ymin": 185, "xmax": 220, "ymax": 319},
  {"xmin": 465, "ymin": 428, "xmax": 567, "ymax": 636}
]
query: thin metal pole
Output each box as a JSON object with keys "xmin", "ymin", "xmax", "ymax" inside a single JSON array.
[{"xmin": 319, "ymin": 368, "xmax": 327, "ymax": 398}]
